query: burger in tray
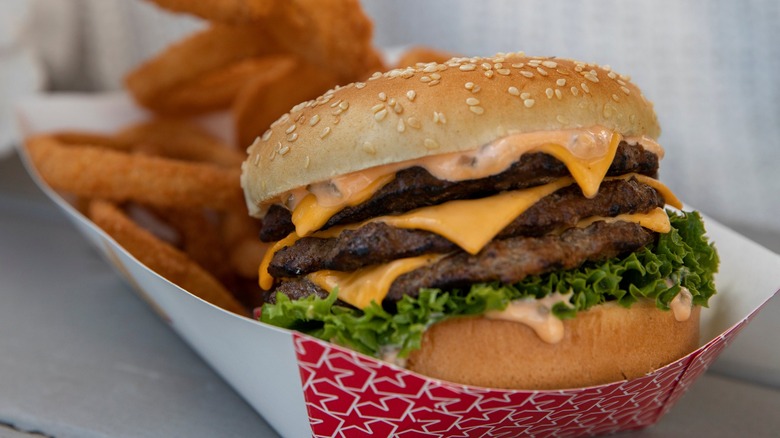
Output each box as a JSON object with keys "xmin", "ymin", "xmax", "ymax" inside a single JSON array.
[{"xmin": 241, "ymin": 52, "xmax": 719, "ymax": 390}]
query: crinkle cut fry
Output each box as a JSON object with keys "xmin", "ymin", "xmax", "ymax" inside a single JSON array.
[
  {"xmin": 25, "ymin": 135, "xmax": 245, "ymax": 212},
  {"xmin": 88, "ymin": 199, "xmax": 246, "ymax": 315},
  {"xmin": 124, "ymin": 24, "xmax": 285, "ymax": 113}
]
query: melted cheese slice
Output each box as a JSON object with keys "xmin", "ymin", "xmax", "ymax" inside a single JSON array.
[
  {"xmin": 258, "ymin": 175, "xmax": 682, "ymax": 293},
  {"xmin": 288, "ymin": 129, "xmax": 623, "ymax": 237},
  {"xmin": 380, "ymin": 177, "xmax": 574, "ymax": 255},
  {"xmin": 307, "ymin": 254, "xmax": 442, "ymax": 309}
]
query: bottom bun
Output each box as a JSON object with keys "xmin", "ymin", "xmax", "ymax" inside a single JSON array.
[{"xmin": 406, "ymin": 299, "xmax": 700, "ymax": 389}]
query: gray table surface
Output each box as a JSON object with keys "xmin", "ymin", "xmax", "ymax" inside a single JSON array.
[{"xmin": 2, "ymin": 150, "xmax": 779, "ymax": 438}]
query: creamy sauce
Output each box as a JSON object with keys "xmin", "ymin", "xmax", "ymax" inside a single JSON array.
[
  {"xmin": 379, "ymin": 346, "xmax": 407, "ymax": 368},
  {"xmin": 484, "ymin": 293, "xmax": 573, "ymax": 343},
  {"xmin": 670, "ymin": 286, "xmax": 693, "ymax": 322},
  {"xmin": 275, "ymin": 127, "xmax": 663, "ymax": 213}
]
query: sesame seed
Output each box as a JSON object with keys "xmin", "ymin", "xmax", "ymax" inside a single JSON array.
[
  {"xmin": 542, "ymin": 60, "xmax": 558, "ymax": 68},
  {"xmin": 339, "ymin": 101, "xmax": 349, "ymax": 110},
  {"xmin": 279, "ymin": 145, "xmax": 290, "ymax": 155},
  {"xmin": 472, "ymin": 85, "xmax": 481, "ymax": 93},
  {"xmin": 537, "ymin": 67, "xmax": 549, "ymax": 76},
  {"xmin": 607, "ymin": 71, "xmax": 617, "ymax": 79},
  {"xmin": 355, "ymin": 82, "xmax": 366, "ymax": 89},
  {"xmin": 574, "ymin": 65, "xmax": 584, "ymax": 72},
  {"xmin": 621, "ymin": 86, "xmax": 631, "ymax": 95},
  {"xmin": 511, "ymin": 63, "xmax": 525, "ymax": 68},
  {"xmin": 528, "ymin": 60, "xmax": 541, "ymax": 67},
  {"xmin": 570, "ymin": 86, "xmax": 579, "ymax": 96},
  {"xmin": 555, "ymin": 89, "xmax": 562, "ymax": 99},
  {"xmin": 261, "ymin": 129, "xmax": 272, "ymax": 141},
  {"xmin": 465, "ymin": 82, "xmax": 475, "ymax": 90},
  {"xmin": 309, "ymin": 115, "xmax": 320, "ymax": 126},
  {"xmin": 268, "ymin": 149, "xmax": 276, "ymax": 161},
  {"xmin": 466, "ymin": 97, "xmax": 480, "ymax": 106},
  {"xmin": 612, "ymin": 94, "xmax": 620, "ymax": 102},
  {"xmin": 400, "ymin": 68, "xmax": 415, "ymax": 79},
  {"xmin": 583, "ymin": 72, "xmax": 599, "ymax": 83},
  {"xmin": 524, "ymin": 99, "xmax": 535, "ymax": 108},
  {"xmin": 508, "ymin": 86, "xmax": 520, "ymax": 96},
  {"xmin": 285, "ymin": 124, "xmax": 296, "ymax": 134},
  {"xmin": 388, "ymin": 97, "xmax": 397, "ymax": 106},
  {"xmin": 520, "ymin": 92, "xmax": 531, "ymax": 99},
  {"xmin": 393, "ymin": 102, "xmax": 403, "ymax": 114},
  {"xmin": 333, "ymin": 116, "xmax": 340, "ymax": 125},
  {"xmin": 424, "ymin": 138, "xmax": 440, "ymax": 149},
  {"xmin": 420, "ymin": 76, "xmax": 432, "ymax": 83},
  {"xmin": 433, "ymin": 111, "xmax": 447, "ymax": 124},
  {"xmin": 603, "ymin": 104, "xmax": 615, "ymax": 119},
  {"xmin": 253, "ymin": 153, "xmax": 260, "ymax": 166},
  {"xmin": 304, "ymin": 155, "xmax": 310, "ymax": 168},
  {"xmin": 423, "ymin": 64, "xmax": 438, "ymax": 73},
  {"xmin": 397, "ymin": 118, "xmax": 406, "ymax": 132},
  {"xmin": 428, "ymin": 79, "xmax": 440, "ymax": 86},
  {"xmin": 481, "ymin": 62, "xmax": 492, "ymax": 70},
  {"xmin": 469, "ymin": 106, "xmax": 485, "ymax": 114},
  {"xmin": 378, "ymin": 92, "xmax": 387, "ymax": 101},
  {"xmin": 332, "ymin": 108, "xmax": 343, "ymax": 116},
  {"xmin": 430, "ymin": 73, "xmax": 441, "ymax": 80},
  {"xmin": 496, "ymin": 68, "xmax": 511, "ymax": 75},
  {"xmin": 520, "ymin": 71, "xmax": 534, "ymax": 78},
  {"xmin": 407, "ymin": 117, "xmax": 421, "ymax": 129},
  {"xmin": 287, "ymin": 133, "xmax": 298, "ymax": 142},
  {"xmin": 494, "ymin": 63, "xmax": 503, "ymax": 69},
  {"xmin": 459, "ymin": 64, "xmax": 476, "ymax": 71},
  {"xmin": 369, "ymin": 71, "xmax": 382, "ymax": 80},
  {"xmin": 406, "ymin": 90, "xmax": 416, "ymax": 101},
  {"xmin": 484, "ymin": 70, "xmax": 494, "ymax": 78},
  {"xmin": 581, "ymin": 82, "xmax": 590, "ymax": 93},
  {"xmin": 556, "ymin": 78, "xmax": 566, "ymax": 86},
  {"xmin": 545, "ymin": 88, "xmax": 554, "ymax": 99},
  {"xmin": 329, "ymin": 99, "xmax": 342, "ymax": 108},
  {"xmin": 617, "ymin": 79, "xmax": 627, "ymax": 86},
  {"xmin": 374, "ymin": 108, "xmax": 388, "ymax": 121},
  {"xmin": 362, "ymin": 141, "xmax": 376, "ymax": 154},
  {"xmin": 319, "ymin": 127, "xmax": 331, "ymax": 139},
  {"xmin": 371, "ymin": 103, "xmax": 385, "ymax": 113}
]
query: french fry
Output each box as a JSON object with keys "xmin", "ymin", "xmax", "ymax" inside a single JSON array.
[
  {"xmin": 263, "ymin": 0, "xmax": 385, "ymax": 81},
  {"xmin": 145, "ymin": 0, "xmax": 278, "ymax": 24},
  {"xmin": 88, "ymin": 199, "xmax": 246, "ymax": 315},
  {"xmin": 26, "ymin": 135, "xmax": 244, "ymax": 212},
  {"xmin": 232, "ymin": 60, "xmax": 341, "ymax": 148},
  {"xmin": 125, "ymin": 24, "xmax": 284, "ymax": 114},
  {"xmin": 116, "ymin": 118, "xmax": 244, "ymax": 167}
]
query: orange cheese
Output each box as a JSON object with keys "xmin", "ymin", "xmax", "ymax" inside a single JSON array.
[
  {"xmin": 380, "ymin": 177, "xmax": 574, "ymax": 255},
  {"xmin": 286, "ymin": 128, "xmax": 626, "ymax": 236},
  {"xmin": 575, "ymin": 207, "xmax": 671, "ymax": 233},
  {"xmin": 308, "ymin": 254, "xmax": 442, "ymax": 309}
]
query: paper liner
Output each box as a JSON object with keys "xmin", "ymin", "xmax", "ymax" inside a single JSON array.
[
  {"xmin": 14, "ymin": 93, "xmax": 780, "ymax": 437},
  {"xmin": 293, "ymin": 306, "xmax": 761, "ymax": 438}
]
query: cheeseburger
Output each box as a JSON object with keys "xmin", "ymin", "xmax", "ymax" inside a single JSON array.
[{"xmin": 241, "ymin": 53, "xmax": 718, "ymax": 389}]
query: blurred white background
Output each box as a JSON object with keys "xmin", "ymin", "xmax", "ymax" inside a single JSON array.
[{"xmin": 3, "ymin": 0, "xmax": 778, "ymax": 240}]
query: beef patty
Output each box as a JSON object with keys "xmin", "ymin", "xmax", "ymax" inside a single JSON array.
[
  {"xmin": 268, "ymin": 177, "xmax": 664, "ymax": 277},
  {"xmin": 259, "ymin": 141, "xmax": 658, "ymax": 241},
  {"xmin": 266, "ymin": 220, "xmax": 655, "ymax": 305}
]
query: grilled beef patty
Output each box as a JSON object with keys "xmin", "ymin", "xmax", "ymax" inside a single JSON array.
[
  {"xmin": 268, "ymin": 177, "xmax": 664, "ymax": 277},
  {"xmin": 265, "ymin": 220, "xmax": 655, "ymax": 305},
  {"xmin": 259, "ymin": 142, "xmax": 658, "ymax": 241}
]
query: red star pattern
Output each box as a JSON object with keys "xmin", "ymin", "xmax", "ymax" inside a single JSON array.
[{"xmin": 293, "ymin": 313, "xmax": 753, "ymax": 437}]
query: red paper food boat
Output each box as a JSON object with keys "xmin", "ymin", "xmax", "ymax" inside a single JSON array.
[{"xmin": 16, "ymin": 94, "xmax": 780, "ymax": 437}]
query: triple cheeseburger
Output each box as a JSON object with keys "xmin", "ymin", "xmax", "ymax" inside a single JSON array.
[{"xmin": 241, "ymin": 53, "xmax": 718, "ymax": 389}]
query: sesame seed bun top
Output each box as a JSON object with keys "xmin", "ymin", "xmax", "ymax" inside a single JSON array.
[{"xmin": 241, "ymin": 52, "xmax": 660, "ymax": 215}]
